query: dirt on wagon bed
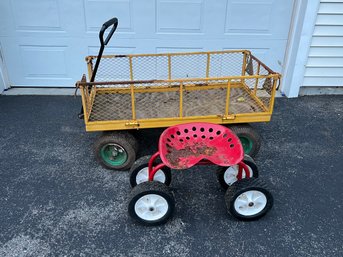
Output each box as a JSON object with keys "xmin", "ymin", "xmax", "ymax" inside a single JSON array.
[{"xmin": 88, "ymin": 87, "xmax": 265, "ymax": 122}]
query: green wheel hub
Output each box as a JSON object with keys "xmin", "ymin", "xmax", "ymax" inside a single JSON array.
[
  {"xmin": 239, "ymin": 136, "xmax": 253, "ymax": 155},
  {"xmin": 100, "ymin": 143, "xmax": 128, "ymax": 167}
]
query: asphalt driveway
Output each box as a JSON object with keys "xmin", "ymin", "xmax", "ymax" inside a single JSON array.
[{"xmin": 0, "ymin": 95, "xmax": 342, "ymax": 257}]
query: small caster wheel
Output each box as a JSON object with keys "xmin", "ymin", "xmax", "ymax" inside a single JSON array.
[
  {"xmin": 228, "ymin": 124, "xmax": 261, "ymax": 157},
  {"xmin": 217, "ymin": 154, "xmax": 258, "ymax": 189},
  {"xmin": 128, "ymin": 181, "xmax": 175, "ymax": 226},
  {"xmin": 225, "ymin": 178, "xmax": 273, "ymax": 221},
  {"xmin": 129, "ymin": 155, "xmax": 172, "ymax": 187},
  {"xmin": 93, "ymin": 131, "xmax": 138, "ymax": 170}
]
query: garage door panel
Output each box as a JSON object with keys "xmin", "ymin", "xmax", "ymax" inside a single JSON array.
[
  {"xmin": 1, "ymin": 0, "xmax": 85, "ymax": 37},
  {"xmin": 82, "ymin": 0, "xmax": 157, "ymax": 38},
  {"xmin": 1, "ymin": 37, "xmax": 86, "ymax": 86},
  {"xmin": 11, "ymin": 0, "xmax": 63, "ymax": 32},
  {"xmin": 156, "ymin": 0, "xmax": 204, "ymax": 34},
  {"xmin": 225, "ymin": 0, "xmax": 292, "ymax": 38},
  {"xmin": 20, "ymin": 45, "xmax": 69, "ymax": 79},
  {"xmin": 225, "ymin": 0, "xmax": 273, "ymax": 33}
]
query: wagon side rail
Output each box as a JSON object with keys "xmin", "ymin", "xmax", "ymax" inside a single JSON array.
[
  {"xmin": 85, "ymin": 50, "xmax": 251, "ymax": 83},
  {"xmin": 77, "ymin": 72, "xmax": 280, "ymax": 131}
]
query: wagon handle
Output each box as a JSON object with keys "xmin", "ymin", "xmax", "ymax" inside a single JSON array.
[
  {"xmin": 91, "ymin": 17, "xmax": 118, "ymax": 82},
  {"xmin": 78, "ymin": 18, "xmax": 118, "ymax": 119}
]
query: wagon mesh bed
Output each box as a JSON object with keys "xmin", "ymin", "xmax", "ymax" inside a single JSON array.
[{"xmin": 78, "ymin": 50, "xmax": 280, "ymax": 131}]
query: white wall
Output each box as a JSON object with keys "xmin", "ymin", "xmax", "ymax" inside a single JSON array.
[
  {"xmin": 283, "ymin": 0, "xmax": 343, "ymax": 97},
  {"xmin": 281, "ymin": 0, "xmax": 321, "ymax": 97},
  {"xmin": 303, "ymin": 0, "xmax": 343, "ymax": 88}
]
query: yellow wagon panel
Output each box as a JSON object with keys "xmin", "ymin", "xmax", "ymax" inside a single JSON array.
[{"xmin": 77, "ymin": 50, "xmax": 280, "ymax": 132}]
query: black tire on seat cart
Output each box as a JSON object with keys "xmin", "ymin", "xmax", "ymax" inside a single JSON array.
[
  {"xmin": 129, "ymin": 155, "xmax": 172, "ymax": 188},
  {"xmin": 228, "ymin": 124, "xmax": 261, "ymax": 157},
  {"xmin": 128, "ymin": 181, "xmax": 175, "ymax": 226},
  {"xmin": 216, "ymin": 154, "xmax": 259, "ymax": 189},
  {"xmin": 225, "ymin": 178, "xmax": 273, "ymax": 221},
  {"xmin": 93, "ymin": 131, "xmax": 138, "ymax": 170}
]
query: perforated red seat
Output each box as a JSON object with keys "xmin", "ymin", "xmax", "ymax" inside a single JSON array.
[{"xmin": 159, "ymin": 122, "xmax": 244, "ymax": 169}]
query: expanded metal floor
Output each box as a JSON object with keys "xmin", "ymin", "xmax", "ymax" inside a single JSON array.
[{"xmin": 88, "ymin": 86, "xmax": 264, "ymax": 122}]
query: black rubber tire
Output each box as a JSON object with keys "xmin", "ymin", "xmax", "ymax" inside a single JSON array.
[
  {"xmin": 225, "ymin": 178, "xmax": 273, "ymax": 221},
  {"xmin": 217, "ymin": 154, "xmax": 259, "ymax": 189},
  {"xmin": 228, "ymin": 124, "xmax": 262, "ymax": 157},
  {"xmin": 129, "ymin": 155, "xmax": 172, "ymax": 188},
  {"xmin": 93, "ymin": 131, "xmax": 138, "ymax": 171},
  {"xmin": 128, "ymin": 181, "xmax": 175, "ymax": 226}
]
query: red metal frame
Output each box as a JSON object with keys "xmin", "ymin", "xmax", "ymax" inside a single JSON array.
[
  {"xmin": 148, "ymin": 152, "xmax": 166, "ymax": 181},
  {"xmin": 147, "ymin": 151, "xmax": 250, "ymax": 182},
  {"xmin": 237, "ymin": 161, "xmax": 251, "ymax": 179}
]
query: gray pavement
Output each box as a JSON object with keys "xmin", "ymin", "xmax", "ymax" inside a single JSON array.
[{"xmin": 0, "ymin": 95, "xmax": 342, "ymax": 257}]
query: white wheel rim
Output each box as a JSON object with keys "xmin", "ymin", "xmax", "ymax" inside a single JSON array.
[
  {"xmin": 134, "ymin": 194, "xmax": 169, "ymax": 221},
  {"xmin": 135, "ymin": 167, "xmax": 166, "ymax": 185},
  {"xmin": 223, "ymin": 165, "xmax": 253, "ymax": 186},
  {"xmin": 234, "ymin": 190, "xmax": 267, "ymax": 216}
]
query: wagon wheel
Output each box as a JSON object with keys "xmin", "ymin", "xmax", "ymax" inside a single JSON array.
[
  {"xmin": 228, "ymin": 124, "xmax": 261, "ymax": 157},
  {"xmin": 216, "ymin": 154, "xmax": 259, "ymax": 189},
  {"xmin": 129, "ymin": 155, "xmax": 172, "ymax": 188},
  {"xmin": 225, "ymin": 178, "xmax": 273, "ymax": 221},
  {"xmin": 128, "ymin": 181, "xmax": 175, "ymax": 226},
  {"xmin": 94, "ymin": 131, "xmax": 138, "ymax": 170}
]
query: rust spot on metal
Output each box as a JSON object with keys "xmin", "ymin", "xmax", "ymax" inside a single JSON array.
[
  {"xmin": 85, "ymin": 56, "xmax": 93, "ymax": 63},
  {"xmin": 249, "ymin": 54, "xmax": 276, "ymax": 74},
  {"xmin": 81, "ymin": 74, "xmax": 87, "ymax": 82},
  {"xmin": 77, "ymin": 79, "xmax": 165, "ymax": 87}
]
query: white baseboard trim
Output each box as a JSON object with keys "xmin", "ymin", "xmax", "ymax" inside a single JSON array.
[
  {"xmin": 299, "ymin": 87, "xmax": 343, "ymax": 96},
  {"xmin": 2, "ymin": 88, "xmax": 80, "ymax": 96}
]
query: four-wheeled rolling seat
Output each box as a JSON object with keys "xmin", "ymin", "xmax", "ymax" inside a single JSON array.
[{"xmin": 128, "ymin": 122, "xmax": 273, "ymax": 225}]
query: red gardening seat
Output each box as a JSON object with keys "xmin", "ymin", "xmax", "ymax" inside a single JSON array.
[{"xmin": 159, "ymin": 122, "xmax": 244, "ymax": 169}]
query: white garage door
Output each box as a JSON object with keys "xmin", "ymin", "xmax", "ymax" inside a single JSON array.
[{"xmin": 0, "ymin": 0, "xmax": 293, "ymax": 87}]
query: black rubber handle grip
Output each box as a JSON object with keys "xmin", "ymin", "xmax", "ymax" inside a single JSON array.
[{"xmin": 99, "ymin": 17, "xmax": 118, "ymax": 46}]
